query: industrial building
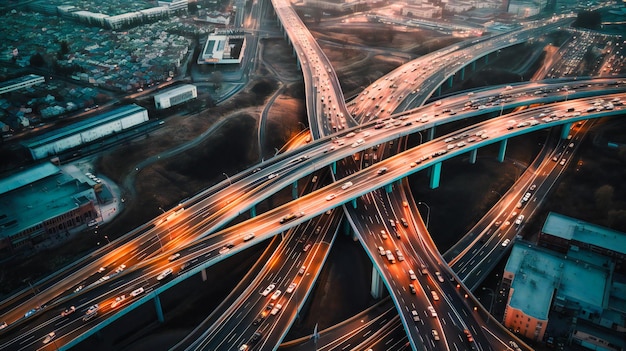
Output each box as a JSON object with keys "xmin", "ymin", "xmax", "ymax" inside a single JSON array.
[
  {"xmin": 154, "ymin": 84, "xmax": 197, "ymax": 109},
  {"xmin": 501, "ymin": 213, "xmax": 626, "ymax": 350},
  {"xmin": 0, "ymin": 74, "xmax": 45, "ymax": 95},
  {"xmin": 198, "ymin": 31, "xmax": 246, "ymax": 64},
  {"xmin": 21, "ymin": 104, "xmax": 149, "ymax": 160},
  {"xmin": 0, "ymin": 162, "xmax": 100, "ymax": 253}
]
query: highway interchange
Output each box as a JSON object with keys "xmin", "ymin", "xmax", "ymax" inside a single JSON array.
[{"xmin": 1, "ymin": 0, "xmax": 625, "ymax": 350}]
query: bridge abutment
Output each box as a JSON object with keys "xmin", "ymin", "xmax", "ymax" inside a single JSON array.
[{"xmin": 561, "ymin": 122, "xmax": 572, "ymax": 139}]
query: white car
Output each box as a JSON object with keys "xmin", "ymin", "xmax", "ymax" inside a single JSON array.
[
  {"xmin": 157, "ymin": 268, "xmax": 173, "ymax": 281},
  {"xmin": 298, "ymin": 265, "xmax": 306, "ymax": 275},
  {"xmin": 286, "ymin": 282, "xmax": 297, "ymax": 294},
  {"xmin": 378, "ymin": 246, "xmax": 386, "ymax": 256},
  {"xmin": 111, "ymin": 295, "xmax": 126, "ymax": 308},
  {"xmin": 168, "ymin": 253, "xmax": 181, "ymax": 261},
  {"xmin": 341, "ymin": 181, "xmax": 353, "ymax": 190},
  {"xmin": 270, "ymin": 290, "xmax": 282, "ymax": 300},
  {"xmin": 131, "ymin": 287, "xmax": 145, "ymax": 297},
  {"xmin": 408, "ymin": 269, "xmax": 417, "ymax": 280},
  {"xmin": 515, "ymin": 215, "xmax": 525, "ymax": 225},
  {"xmin": 43, "ymin": 332, "xmax": 56, "ymax": 344},
  {"xmin": 218, "ymin": 246, "xmax": 230, "ymax": 255},
  {"xmin": 270, "ymin": 303, "xmax": 283, "ymax": 315},
  {"xmin": 435, "ymin": 271, "xmax": 445, "ymax": 283},
  {"xmin": 411, "ymin": 310, "xmax": 420, "ymax": 322},
  {"xmin": 502, "ymin": 239, "xmax": 511, "ymax": 247},
  {"xmin": 261, "ymin": 284, "xmax": 276, "ymax": 296},
  {"xmin": 325, "ymin": 194, "xmax": 336, "ymax": 201}
]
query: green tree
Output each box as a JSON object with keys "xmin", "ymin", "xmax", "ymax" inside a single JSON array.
[{"xmin": 29, "ymin": 53, "xmax": 45, "ymax": 67}]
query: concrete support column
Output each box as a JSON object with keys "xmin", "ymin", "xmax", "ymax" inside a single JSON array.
[
  {"xmin": 201, "ymin": 268, "xmax": 208, "ymax": 281},
  {"xmin": 427, "ymin": 126, "xmax": 436, "ymax": 141},
  {"xmin": 351, "ymin": 198, "xmax": 358, "ymax": 209},
  {"xmin": 429, "ymin": 162, "xmax": 442, "ymax": 189},
  {"xmin": 469, "ymin": 148, "xmax": 477, "ymax": 164},
  {"xmin": 472, "ymin": 61, "xmax": 476, "ymax": 71},
  {"xmin": 437, "ymin": 86, "xmax": 442, "ymax": 96},
  {"xmin": 448, "ymin": 75, "xmax": 454, "ymax": 88},
  {"xmin": 371, "ymin": 267, "xmax": 384, "ymax": 299},
  {"xmin": 498, "ymin": 139, "xmax": 508, "ymax": 163},
  {"xmin": 561, "ymin": 122, "xmax": 572, "ymax": 139},
  {"xmin": 154, "ymin": 294, "xmax": 164, "ymax": 323},
  {"xmin": 292, "ymin": 180, "xmax": 298, "ymax": 199},
  {"xmin": 484, "ymin": 53, "xmax": 489, "ymax": 64},
  {"xmin": 385, "ymin": 183, "xmax": 393, "ymax": 193},
  {"xmin": 250, "ymin": 205, "xmax": 256, "ymax": 218},
  {"xmin": 343, "ymin": 218, "xmax": 352, "ymax": 236},
  {"xmin": 331, "ymin": 161, "xmax": 336, "ymax": 175},
  {"xmin": 460, "ymin": 66, "xmax": 465, "ymax": 81}
]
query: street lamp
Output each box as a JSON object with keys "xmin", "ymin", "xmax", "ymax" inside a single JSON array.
[
  {"xmin": 417, "ymin": 201, "xmax": 431, "ymax": 229},
  {"xmin": 222, "ymin": 172, "xmax": 231, "ymax": 186},
  {"xmin": 104, "ymin": 235, "xmax": 110, "ymax": 244}
]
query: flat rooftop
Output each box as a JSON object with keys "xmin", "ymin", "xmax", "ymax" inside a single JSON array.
[
  {"xmin": 154, "ymin": 84, "xmax": 196, "ymax": 100},
  {"xmin": 0, "ymin": 162, "xmax": 60, "ymax": 196},
  {"xmin": 506, "ymin": 243, "xmax": 609, "ymax": 320},
  {"xmin": 542, "ymin": 212, "xmax": 626, "ymax": 255},
  {"xmin": 21, "ymin": 104, "xmax": 146, "ymax": 149},
  {"xmin": 0, "ymin": 166, "xmax": 94, "ymax": 240}
]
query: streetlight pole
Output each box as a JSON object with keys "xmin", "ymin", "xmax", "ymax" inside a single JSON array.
[
  {"xmin": 222, "ymin": 172, "xmax": 231, "ymax": 186},
  {"xmin": 104, "ymin": 235, "xmax": 110, "ymax": 244},
  {"xmin": 417, "ymin": 202, "xmax": 431, "ymax": 229}
]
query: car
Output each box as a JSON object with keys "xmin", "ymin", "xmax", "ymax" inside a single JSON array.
[
  {"xmin": 530, "ymin": 184, "xmax": 537, "ymax": 191},
  {"xmin": 43, "ymin": 332, "xmax": 56, "ymax": 344},
  {"xmin": 271, "ymin": 290, "xmax": 282, "ymax": 300},
  {"xmin": 408, "ymin": 269, "xmax": 417, "ymax": 280},
  {"xmin": 111, "ymin": 295, "xmax": 126, "ymax": 308},
  {"xmin": 61, "ymin": 306, "xmax": 76, "ymax": 316},
  {"xmin": 435, "ymin": 271, "xmax": 445, "ymax": 283},
  {"xmin": 325, "ymin": 194, "xmax": 336, "ymax": 201},
  {"xmin": 83, "ymin": 304, "xmax": 99, "ymax": 321},
  {"xmin": 377, "ymin": 167, "xmax": 388, "ymax": 175},
  {"xmin": 495, "ymin": 220, "xmax": 502, "ymax": 227},
  {"xmin": 270, "ymin": 303, "xmax": 283, "ymax": 315},
  {"xmin": 74, "ymin": 285, "xmax": 84, "ymax": 293},
  {"xmin": 253, "ymin": 317, "xmax": 263, "ymax": 325},
  {"xmin": 157, "ymin": 268, "xmax": 173, "ymax": 281},
  {"xmin": 341, "ymin": 181, "xmax": 353, "ymax": 190},
  {"xmin": 311, "ymin": 175, "xmax": 318, "ymax": 183},
  {"xmin": 395, "ymin": 249, "xmax": 405, "ymax": 261},
  {"xmin": 268, "ymin": 174, "xmax": 276, "ymax": 180},
  {"xmin": 515, "ymin": 214, "xmax": 525, "ymax": 225},
  {"xmin": 378, "ymin": 246, "xmax": 386, "ymax": 256},
  {"xmin": 559, "ymin": 158, "xmax": 566, "ymax": 166},
  {"xmin": 400, "ymin": 218, "xmax": 408, "ymax": 228},
  {"xmin": 97, "ymin": 267, "xmax": 106, "ymax": 273},
  {"xmin": 409, "ymin": 284, "xmax": 416, "ymax": 294},
  {"xmin": 464, "ymin": 329, "xmax": 474, "ymax": 342},
  {"xmin": 251, "ymin": 331, "xmax": 261, "ymax": 344},
  {"xmin": 431, "ymin": 290, "xmax": 440, "ymax": 301},
  {"xmin": 0, "ymin": 321, "xmax": 7, "ymax": 330},
  {"xmin": 409, "ymin": 162, "xmax": 417, "ymax": 168},
  {"xmin": 303, "ymin": 242, "xmax": 312, "ymax": 252},
  {"xmin": 403, "ymin": 201, "xmax": 409, "ymax": 207},
  {"xmin": 168, "ymin": 253, "xmax": 181, "ymax": 261},
  {"xmin": 131, "ymin": 287, "xmax": 145, "ymax": 297},
  {"xmin": 411, "ymin": 310, "xmax": 420, "ymax": 322},
  {"xmin": 219, "ymin": 246, "xmax": 230, "ymax": 255},
  {"xmin": 298, "ymin": 265, "xmax": 306, "ymax": 275},
  {"xmin": 243, "ymin": 233, "xmax": 255, "ymax": 242},
  {"xmin": 261, "ymin": 284, "xmax": 276, "ymax": 296},
  {"xmin": 552, "ymin": 156, "xmax": 558, "ymax": 162},
  {"xmin": 25, "ymin": 308, "xmax": 38, "ymax": 318},
  {"xmin": 380, "ymin": 230, "xmax": 388, "ymax": 240},
  {"xmin": 115, "ymin": 264, "xmax": 126, "ymax": 273},
  {"xmin": 286, "ymin": 282, "xmax": 297, "ymax": 294},
  {"xmin": 432, "ymin": 329, "xmax": 440, "ymax": 341},
  {"xmin": 502, "ymin": 239, "xmax": 511, "ymax": 247},
  {"xmin": 427, "ymin": 306, "xmax": 437, "ymax": 317},
  {"xmin": 239, "ymin": 345, "xmax": 249, "ymax": 351}
]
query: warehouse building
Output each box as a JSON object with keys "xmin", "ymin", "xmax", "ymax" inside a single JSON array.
[
  {"xmin": 0, "ymin": 74, "xmax": 45, "ymax": 95},
  {"xmin": 21, "ymin": 104, "xmax": 149, "ymax": 160},
  {"xmin": 0, "ymin": 162, "xmax": 99, "ymax": 253},
  {"xmin": 154, "ymin": 84, "xmax": 197, "ymax": 109}
]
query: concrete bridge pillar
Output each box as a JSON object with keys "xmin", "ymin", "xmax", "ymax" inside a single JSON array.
[
  {"xmin": 351, "ymin": 198, "xmax": 358, "ymax": 209},
  {"xmin": 331, "ymin": 161, "xmax": 336, "ymax": 175},
  {"xmin": 154, "ymin": 293, "xmax": 164, "ymax": 323},
  {"xmin": 429, "ymin": 162, "xmax": 442, "ymax": 189},
  {"xmin": 385, "ymin": 183, "xmax": 393, "ymax": 193},
  {"xmin": 371, "ymin": 267, "xmax": 385, "ymax": 299},
  {"xmin": 201, "ymin": 268, "xmax": 208, "ymax": 281},
  {"xmin": 472, "ymin": 61, "xmax": 476, "ymax": 71},
  {"xmin": 437, "ymin": 86, "xmax": 442, "ymax": 96},
  {"xmin": 448, "ymin": 75, "xmax": 454, "ymax": 88},
  {"xmin": 292, "ymin": 180, "xmax": 298, "ymax": 199},
  {"xmin": 469, "ymin": 148, "xmax": 477, "ymax": 164},
  {"xmin": 484, "ymin": 53, "xmax": 489, "ymax": 64},
  {"xmin": 460, "ymin": 66, "xmax": 465, "ymax": 81},
  {"xmin": 427, "ymin": 126, "xmax": 436, "ymax": 141},
  {"xmin": 561, "ymin": 122, "xmax": 572, "ymax": 139},
  {"xmin": 250, "ymin": 205, "xmax": 256, "ymax": 218},
  {"xmin": 498, "ymin": 139, "xmax": 508, "ymax": 163}
]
